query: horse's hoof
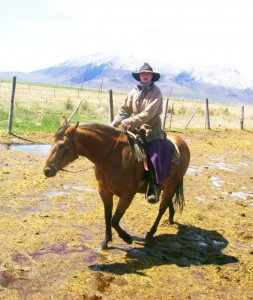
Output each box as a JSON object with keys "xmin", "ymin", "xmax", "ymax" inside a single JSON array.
[
  {"xmin": 124, "ymin": 236, "xmax": 133, "ymax": 244},
  {"xmin": 98, "ymin": 242, "xmax": 108, "ymax": 251},
  {"xmin": 145, "ymin": 232, "xmax": 154, "ymax": 243},
  {"xmin": 121, "ymin": 233, "xmax": 133, "ymax": 244},
  {"xmin": 168, "ymin": 218, "xmax": 174, "ymax": 225}
]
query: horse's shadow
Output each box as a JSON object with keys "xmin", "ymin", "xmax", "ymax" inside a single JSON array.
[{"xmin": 89, "ymin": 223, "xmax": 238, "ymax": 275}]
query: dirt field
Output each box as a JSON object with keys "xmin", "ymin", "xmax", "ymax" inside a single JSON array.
[{"xmin": 0, "ymin": 129, "xmax": 252, "ymax": 300}]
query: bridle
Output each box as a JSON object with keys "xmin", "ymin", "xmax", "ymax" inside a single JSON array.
[{"xmin": 52, "ymin": 131, "xmax": 79, "ymax": 172}]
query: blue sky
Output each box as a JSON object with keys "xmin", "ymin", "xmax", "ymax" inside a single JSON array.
[{"xmin": 0, "ymin": 0, "xmax": 252, "ymax": 79}]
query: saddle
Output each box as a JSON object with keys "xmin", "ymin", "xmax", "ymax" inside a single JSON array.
[
  {"xmin": 127, "ymin": 129, "xmax": 180, "ymax": 169},
  {"xmin": 127, "ymin": 129, "xmax": 179, "ymax": 204}
]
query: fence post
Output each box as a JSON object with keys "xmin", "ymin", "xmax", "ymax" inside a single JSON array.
[
  {"xmin": 162, "ymin": 97, "xmax": 169, "ymax": 130},
  {"xmin": 205, "ymin": 98, "xmax": 211, "ymax": 130},
  {"xmin": 169, "ymin": 102, "xmax": 174, "ymax": 130},
  {"xmin": 240, "ymin": 106, "xmax": 244, "ymax": 130},
  {"xmin": 108, "ymin": 89, "xmax": 114, "ymax": 123},
  {"xmin": 8, "ymin": 76, "xmax": 16, "ymax": 134}
]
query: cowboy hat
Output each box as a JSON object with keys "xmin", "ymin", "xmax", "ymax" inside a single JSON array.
[{"xmin": 132, "ymin": 62, "xmax": 160, "ymax": 82}]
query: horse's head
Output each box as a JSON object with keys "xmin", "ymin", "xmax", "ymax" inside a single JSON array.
[{"xmin": 43, "ymin": 121, "xmax": 79, "ymax": 177}]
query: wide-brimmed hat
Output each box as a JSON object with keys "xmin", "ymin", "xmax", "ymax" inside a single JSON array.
[{"xmin": 132, "ymin": 62, "xmax": 160, "ymax": 82}]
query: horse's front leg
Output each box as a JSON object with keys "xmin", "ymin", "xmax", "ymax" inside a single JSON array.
[
  {"xmin": 111, "ymin": 194, "xmax": 134, "ymax": 244},
  {"xmin": 98, "ymin": 190, "xmax": 113, "ymax": 251}
]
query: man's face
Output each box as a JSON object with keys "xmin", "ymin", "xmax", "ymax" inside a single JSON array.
[{"xmin": 140, "ymin": 72, "xmax": 153, "ymax": 83}]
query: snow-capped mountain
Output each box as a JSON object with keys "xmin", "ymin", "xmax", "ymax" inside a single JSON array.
[
  {"xmin": 187, "ymin": 65, "xmax": 253, "ymax": 90},
  {"xmin": 0, "ymin": 52, "xmax": 252, "ymax": 105}
]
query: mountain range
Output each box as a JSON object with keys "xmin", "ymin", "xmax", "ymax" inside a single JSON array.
[{"xmin": 0, "ymin": 52, "xmax": 252, "ymax": 105}]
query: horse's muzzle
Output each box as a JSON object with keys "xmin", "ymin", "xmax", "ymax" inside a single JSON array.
[{"xmin": 43, "ymin": 166, "xmax": 57, "ymax": 177}]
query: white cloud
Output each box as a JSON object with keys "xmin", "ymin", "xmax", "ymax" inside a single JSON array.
[{"xmin": 0, "ymin": 0, "xmax": 252, "ymax": 79}]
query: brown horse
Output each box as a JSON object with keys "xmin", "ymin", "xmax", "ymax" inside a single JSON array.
[{"xmin": 43, "ymin": 121, "xmax": 190, "ymax": 250}]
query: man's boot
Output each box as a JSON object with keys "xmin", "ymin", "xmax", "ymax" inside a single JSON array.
[{"xmin": 146, "ymin": 174, "xmax": 160, "ymax": 204}]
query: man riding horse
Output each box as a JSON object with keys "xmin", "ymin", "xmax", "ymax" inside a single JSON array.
[{"xmin": 111, "ymin": 63, "xmax": 173, "ymax": 204}]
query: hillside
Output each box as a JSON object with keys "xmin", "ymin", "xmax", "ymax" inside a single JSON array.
[{"xmin": 0, "ymin": 52, "xmax": 252, "ymax": 105}]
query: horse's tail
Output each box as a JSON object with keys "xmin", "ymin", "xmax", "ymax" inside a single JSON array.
[{"xmin": 173, "ymin": 179, "xmax": 185, "ymax": 213}]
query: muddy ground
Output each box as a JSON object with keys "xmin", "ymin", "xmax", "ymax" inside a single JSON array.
[{"xmin": 0, "ymin": 129, "xmax": 252, "ymax": 300}]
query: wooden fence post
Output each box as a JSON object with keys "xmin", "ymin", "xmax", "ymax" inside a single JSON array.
[
  {"xmin": 162, "ymin": 97, "xmax": 169, "ymax": 130},
  {"xmin": 8, "ymin": 76, "xmax": 16, "ymax": 134},
  {"xmin": 169, "ymin": 102, "xmax": 174, "ymax": 130},
  {"xmin": 205, "ymin": 98, "xmax": 211, "ymax": 130},
  {"xmin": 108, "ymin": 89, "xmax": 114, "ymax": 123},
  {"xmin": 240, "ymin": 106, "xmax": 244, "ymax": 130}
]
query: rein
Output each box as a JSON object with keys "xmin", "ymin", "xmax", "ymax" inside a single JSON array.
[
  {"xmin": 102, "ymin": 129, "xmax": 125, "ymax": 160},
  {"xmin": 60, "ymin": 164, "xmax": 94, "ymax": 173},
  {"xmin": 57, "ymin": 125, "xmax": 125, "ymax": 164}
]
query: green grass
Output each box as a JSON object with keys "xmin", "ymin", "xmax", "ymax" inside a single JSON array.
[
  {"xmin": 0, "ymin": 81, "xmax": 252, "ymax": 133},
  {"xmin": 0, "ymin": 80, "xmax": 115, "ymax": 133},
  {"xmin": 0, "ymin": 106, "xmax": 107, "ymax": 133}
]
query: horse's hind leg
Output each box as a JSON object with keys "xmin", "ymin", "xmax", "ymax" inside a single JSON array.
[
  {"xmin": 168, "ymin": 198, "xmax": 175, "ymax": 224},
  {"xmin": 146, "ymin": 203, "xmax": 169, "ymax": 242},
  {"xmin": 146, "ymin": 183, "xmax": 176, "ymax": 242},
  {"xmin": 168, "ymin": 180, "xmax": 184, "ymax": 224}
]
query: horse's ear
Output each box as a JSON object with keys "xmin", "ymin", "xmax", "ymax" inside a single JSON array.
[
  {"xmin": 61, "ymin": 116, "xmax": 68, "ymax": 126},
  {"xmin": 75, "ymin": 122, "xmax": 79, "ymax": 130}
]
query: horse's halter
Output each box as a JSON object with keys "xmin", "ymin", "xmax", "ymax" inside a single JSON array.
[{"xmin": 52, "ymin": 131, "xmax": 79, "ymax": 172}]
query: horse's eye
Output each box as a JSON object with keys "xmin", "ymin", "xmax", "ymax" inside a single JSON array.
[{"xmin": 58, "ymin": 143, "xmax": 65, "ymax": 150}]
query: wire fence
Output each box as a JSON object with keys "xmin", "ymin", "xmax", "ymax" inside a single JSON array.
[{"xmin": 1, "ymin": 80, "xmax": 253, "ymax": 133}]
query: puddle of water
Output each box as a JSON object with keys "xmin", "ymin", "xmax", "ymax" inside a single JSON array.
[
  {"xmin": 206, "ymin": 162, "xmax": 236, "ymax": 172},
  {"xmin": 63, "ymin": 184, "xmax": 95, "ymax": 192},
  {"xmin": 231, "ymin": 191, "xmax": 253, "ymax": 200},
  {"xmin": 9, "ymin": 144, "xmax": 51, "ymax": 155},
  {"xmin": 212, "ymin": 240, "xmax": 227, "ymax": 248},
  {"xmin": 195, "ymin": 196, "xmax": 204, "ymax": 201},
  {"xmin": 42, "ymin": 185, "xmax": 95, "ymax": 198},
  {"xmin": 186, "ymin": 166, "xmax": 201, "ymax": 175},
  {"xmin": 197, "ymin": 241, "xmax": 208, "ymax": 247},
  {"xmin": 23, "ymin": 199, "xmax": 52, "ymax": 213},
  {"xmin": 42, "ymin": 190, "xmax": 70, "ymax": 197},
  {"xmin": 233, "ymin": 241, "xmax": 251, "ymax": 249},
  {"xmin": 0, "ymin": 205, "xmax": 13, "ymax": 213},
  {"xmin": 210, "ymin": 176, "xmax": 224, "ymax": 188}
]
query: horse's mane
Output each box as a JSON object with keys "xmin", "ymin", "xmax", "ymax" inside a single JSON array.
[
  {"xmin": 54, "ymin": 122, "xmax": 121, "ymax": 140},
  {"xmin": 54, "ymin": 124, "xmax": 71, "ymax": 140},
  {"xmin": 78, "ymin": 122, "xmax": 121, "ymax": 137}
]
